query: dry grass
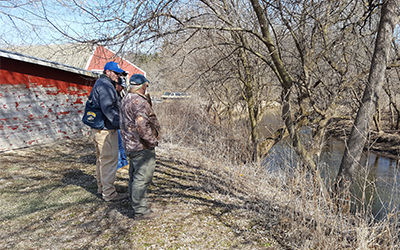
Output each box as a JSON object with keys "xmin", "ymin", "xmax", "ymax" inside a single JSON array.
[
  {"xmin": 0, "ymin": 137, "xmax": 280, "ymax": 249},
  {"xmin": 0, "ymin": 99, "xmax": 399, "ymax": 249}
]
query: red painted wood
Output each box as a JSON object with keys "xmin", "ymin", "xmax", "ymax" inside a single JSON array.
[
  {"xmin": 87, "ymin": 46, "xmax": 145, "ymax": 76},
  {"xmin": 0, "ymin": 57, "xmax": 96, "ymax": 152}
]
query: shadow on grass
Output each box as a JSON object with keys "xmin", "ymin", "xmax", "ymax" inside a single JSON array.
[
  {"xmin": 61, "ymin": 165, "xmax": 134, "ymax": 218},
  {"xmin": 0, "ymin": 138, "xmax": 290, "ymax": 249},
  {"xmin": 62, "ymin": 169, "xmax": 98, "ymax": 196},
  {"xmin": 0, "ymin": 138, "xmax": 137, "ymax": 249},
  {"xmin": 150, "ymin": 156, "xmax": 292, "ymax": 249}
]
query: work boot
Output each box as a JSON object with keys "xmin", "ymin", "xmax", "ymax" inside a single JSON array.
[
  {"xmin": 105, "ymin": 192, "xmax": 128, "ymax": 202},
  {"xmin": 134, "ymin": 211, "xmax": 159, "ymax": 221}
]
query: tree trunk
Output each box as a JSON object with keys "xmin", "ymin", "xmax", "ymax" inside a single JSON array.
[
  {"xmin": 383, "ymin": 83, "xmax": 400, "ymax": 130},
  {"xmin": 250, "ymin": 0, "xmax": 330, "ymax": 199},
  {"xmin": 236, "ymin": 36, "xmax": 261, "ymax": 162},
  {"xmin": 334, "ymin": 0, "xmax": 399, "ymax": 208},
  {"xmin": 373, "ymin": 103, "xmax": 382, "ymax": 133}
]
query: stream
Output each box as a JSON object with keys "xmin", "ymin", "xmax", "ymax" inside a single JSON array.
[{"xmin": 264, "ymin": 138, "xmax": 400, "ymax": 220}]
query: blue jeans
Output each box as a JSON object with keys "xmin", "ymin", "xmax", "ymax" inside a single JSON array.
[
  {"xmin": 117, "ymin": 130, "xmax": 128, "ymax": 169},
  {"xmin": 127, "ymin": 149, "xmax": 156, "ymax": 216}
]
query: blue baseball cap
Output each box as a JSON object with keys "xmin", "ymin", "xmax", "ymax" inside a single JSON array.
[
  {"xmin": 104, "ymin": 61, "xmax": 125, "ymax": 74},
  {"xmin": 130, "ymin": 74, "xmax": 149, "ymax": 85}
]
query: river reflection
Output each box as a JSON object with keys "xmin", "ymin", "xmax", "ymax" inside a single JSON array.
[{"xmin": 264, "ymin": 139, "xmax": 400, "ymax": 220}]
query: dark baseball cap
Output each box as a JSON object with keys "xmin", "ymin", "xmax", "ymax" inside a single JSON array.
[
  {"xmin": 130, "ymin": 74, "xmax": 149, "ymax": 85},
  {"xmin": 117, "ymin": 77, "xmax": 127, "ymax": 88}
]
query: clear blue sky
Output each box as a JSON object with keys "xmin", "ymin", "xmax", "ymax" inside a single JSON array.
[
  {"xmin": 0, "ymin": 0, "xmax": 76, "ymax": 46},
  {"xmin": 0, "ymin": 0, "xmax": 136, "ymax": 47}
]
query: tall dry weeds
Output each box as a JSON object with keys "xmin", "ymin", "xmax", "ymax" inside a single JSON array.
[
  {"xmin": 154, "ymin": 98, "xmax": 400, "ymax": 249},
  {"xmin": 154, "ymin": 99, "xmax": 254, "ymax": 164},
  {"xmin": 1, "ymin": 97, "xmax": 399, "ymax": 249}
]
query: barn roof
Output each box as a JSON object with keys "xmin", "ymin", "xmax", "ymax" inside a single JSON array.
[
  {"xmin": 3, "ymin": 43, "xmax": 146, "ymax": 76},
  {"xmin": 3, "ymin": 43, "xmax": 95, "ymax": 70},
  {"xmin": 0, "ymin": 48, "xmax": 99, "ymax": 78}
]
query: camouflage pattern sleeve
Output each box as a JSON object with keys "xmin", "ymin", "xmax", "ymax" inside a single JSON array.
[{"xmin": 120, "ymin": 92, "xmax": 161, "ymax": 152}]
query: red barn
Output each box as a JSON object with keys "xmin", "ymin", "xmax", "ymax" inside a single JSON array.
[
  {"xmin": 86, "ymin": 45, "xmax": 145, "ymax": 77},
  {"xmin": 5, "ymin": 43, "xmax": 146, "ymax": 78},
  {"xmin": 0, "ymin": 44, "xmax": 145, "ymax": 152}
]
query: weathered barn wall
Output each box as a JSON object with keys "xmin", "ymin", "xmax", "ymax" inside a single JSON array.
[{"xmin": 0, "ymin": 52, "xmax": 97, "ymax": 152}]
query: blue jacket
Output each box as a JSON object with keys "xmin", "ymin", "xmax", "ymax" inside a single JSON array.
[{"xmin": 90, "ymin": 74, "xmax": 120, "ymax": 129}]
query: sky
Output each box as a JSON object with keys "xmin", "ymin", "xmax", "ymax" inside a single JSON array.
[
  {"xmin": 0, "ymin": 0, "xmax": 74, "ymax": 46},
  {"xmin": 1, "ymin": 0, "xmax": 398, "ymax": 52},
  {"xmin": 0, "ymin": 0, "xmax": 136, "ymax": 47}
]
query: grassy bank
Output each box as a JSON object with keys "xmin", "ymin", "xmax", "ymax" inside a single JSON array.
[
  {"xmin": 1, "ymin": 135, "xmax": 398, "ymax": 249},
  {"xmin": 1, "ymin": 99, "xmax": 399, "ymax": 249},
  {"xmin": 0, "ymin": 137, "xmax": 278, "ymax": 249}
]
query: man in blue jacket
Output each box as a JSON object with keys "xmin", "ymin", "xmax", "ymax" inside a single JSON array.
[{"xmin": 91, "ymin": 61, "xmax": 128, "ymax": 201}]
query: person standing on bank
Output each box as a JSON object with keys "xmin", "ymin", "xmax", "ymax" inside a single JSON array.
[
  {"xmin": 91, "ymin": 62, "xmax": 129, "ymax": 202},
  {"xmin": 115, "ymin": 77, "xmax": 129, "ymax": 169},
  {"xmin": 120, "ymin": 74, "xmax": 161, "ymax": 220},
  {"xmin": 115, "ymin": 77, "xmax": 127, "ymax": 99}
]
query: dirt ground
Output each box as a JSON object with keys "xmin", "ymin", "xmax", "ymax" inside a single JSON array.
[{"xmin": 0, "ymin": 136, "xmax": 282, "ymax": 249}]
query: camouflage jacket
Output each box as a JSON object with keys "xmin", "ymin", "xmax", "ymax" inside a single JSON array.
[{"xmin": 120, "ymin": 92, "xmax": 161, "ymax": 152}]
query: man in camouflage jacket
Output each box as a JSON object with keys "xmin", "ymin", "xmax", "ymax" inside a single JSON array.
[{"xmin": 120, "ymin": 74, "xmax": 161, "ymax": 220}]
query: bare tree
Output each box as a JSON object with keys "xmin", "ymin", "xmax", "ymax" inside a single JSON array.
[
  {"xmin": 2, "ymin": 0, "xmax": 399, "ymax": 201},
  {"xmin": 334, "ymin": 0, "xmax": 400, "ymax": 209}
]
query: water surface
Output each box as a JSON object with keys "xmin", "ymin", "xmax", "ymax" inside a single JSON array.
[{"xmin": 264, "ymin": 139, "xmax": 400, "ymax": 220}]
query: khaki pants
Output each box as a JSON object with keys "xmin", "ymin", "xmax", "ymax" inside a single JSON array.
[{"xmin": 92, "ymin": 128, "xmax": 119, "ymax": 201}]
